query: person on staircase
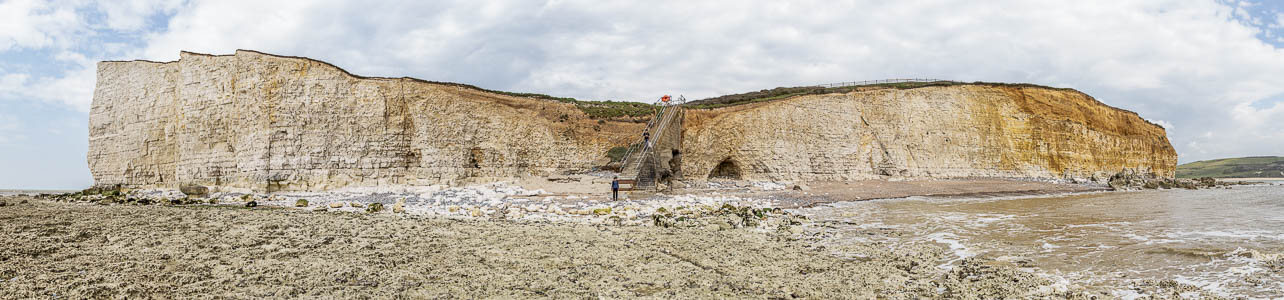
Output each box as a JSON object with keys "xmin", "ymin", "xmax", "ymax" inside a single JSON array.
[
  {"xmin": 611, "ymin": 176, "xmax": 620, "ymax": 201},
  {"xmin": 642, "ymin": 130, "xmax": 651, "ymax": 149}
]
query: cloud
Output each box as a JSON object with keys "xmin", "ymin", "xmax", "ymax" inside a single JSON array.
[
  {"xmin": 4, "ymin": 0, "xmax": 1284, "ymax": 164},
  {"xmin": 0, "ymin": 0, "xmax": 82, "ymax": 51},
  {"xmin": 1147, "ymin": 119, "xmax": 1175, "ymax": 130},
  {"xmin": 0, "ymin": 112, "xmax": 22, "ymax": 143},
  {"xmin": 97, "ymin": 0, "xmax": 184, "ymax": 31},
  {"xmin": 0, "ymin": 51, "xmax": 96, "ymax": 111},
  {"xmin": 128, "ymin": 0, "xmax": 1284, "ymax": 163},
  {"xmin": 0, "ymin": 0, "xmax": 181, "ymax": 112},
  {"xmin": 0, "ymin": 73, "xmax": 30, "ymax": 91}
]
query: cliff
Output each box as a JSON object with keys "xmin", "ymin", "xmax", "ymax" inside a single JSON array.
[
  {"xmin": 678, "ymin": 85, "xmax": 1176, "ymax": 182},
  {"xmin": 88, "ymin": 50, "xmax": 1176, "ymax": 191},
  {"xmin": 89, "ymin": 50, "xmax": 645, "ymax": 191}
]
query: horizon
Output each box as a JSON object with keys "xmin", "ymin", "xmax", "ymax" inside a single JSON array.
[{"xmin": 4, "ymin": 0, "xmax": 1284, "ymax": 189}]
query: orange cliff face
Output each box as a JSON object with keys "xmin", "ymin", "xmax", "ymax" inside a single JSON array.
[
  {"xmin": 87, "ymin": 50, "xmax": 1175, "ymax": 191},
  {"xmin": 676, "ymin": 85, "xmax": 1176, "ymax": 182}
]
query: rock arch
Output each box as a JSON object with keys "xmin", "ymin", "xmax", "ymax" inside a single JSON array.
[{"xmin": 708, "ymin": 158, "xmax": 742, "ymax": 179}]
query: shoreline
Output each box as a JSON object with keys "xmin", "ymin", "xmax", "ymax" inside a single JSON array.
[
  {"xmin": 724, "ymin": 179, "xmax": 1110, "ymax": 208},
  {"xmin": 1212, "ymin": 177, "xmax": 1284, "ymax": 182}
]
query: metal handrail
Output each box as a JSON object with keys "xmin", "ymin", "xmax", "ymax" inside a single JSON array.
[
  {"xmin": 625, "ymin": 102, "xmax": 682, "ymax": 175},
  {"xmin": 614, "ymin": 105, "xmax": 666, "ymax": 170}
]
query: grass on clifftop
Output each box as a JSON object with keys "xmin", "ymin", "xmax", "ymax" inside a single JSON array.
[
  {"xmin": 487, "ymin": 90, "xmax": 658, "ymax": 119},
  {"xmin": 425, "ymin": 82, "xmax": 657, "ymax": 120},
  {"xmin": 685, "ymin": 81, "xmax": 1072, "ymax": 109},
  {"xmin": 1176, "ymin": 156, "xmax": 1284, "ymax": 178}
]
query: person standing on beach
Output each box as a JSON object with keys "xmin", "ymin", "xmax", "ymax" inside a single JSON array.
[{"xmin": 611, "ymin": 176, "xmax": 620, "ymax": 201}]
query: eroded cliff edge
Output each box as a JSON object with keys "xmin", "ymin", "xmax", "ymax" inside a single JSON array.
[{"xmin": 88, "ymin": 50, "xmax": 1176, "ymax": 191}]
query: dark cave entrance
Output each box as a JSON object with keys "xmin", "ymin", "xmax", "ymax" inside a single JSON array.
[{"xmin": 708, "ymin": 159, "xmax": 742, "ymax": 179}]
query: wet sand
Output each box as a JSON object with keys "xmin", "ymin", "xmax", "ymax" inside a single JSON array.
[
  {"xmin": 0, "ymin": 196, "xmax": 1079, "ymax": 299},
  {"xmin": 760, "ymin": 179, "xmax": 1107, "ymax": 208}
]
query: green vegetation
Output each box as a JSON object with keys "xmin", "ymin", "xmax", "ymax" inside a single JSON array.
[
  {"xmin": 411, "ymin": 79, "xmax": 659, "ymax": 119},
  {"xmin": 1176, "ymin": 156, "xmax": 1284, "ymax": 178},
  {"xmin": 471, "ymin": 86, "xmax": 657, "ymax": 119},
  {"xmin": 685, "ymin": 81, "xmax": 1075, "ymax": 109},
  {"xmin": 605, "ymin": 141, "xmax": 648, "ymax": 163},
  {"xmin": 606, "ymin": 145, "xmax": 631, "ymax": 162},
  {"xmin": 573, "ymin": 101, "xmax": 657, "ymax": 119}
]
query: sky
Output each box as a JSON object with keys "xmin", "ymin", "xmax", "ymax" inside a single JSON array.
[{"xmin": 2, "ymin": 0, "xmax": 1283, "ymax": 190}]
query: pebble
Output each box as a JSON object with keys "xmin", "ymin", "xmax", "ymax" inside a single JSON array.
[{"xmin": 48, "ymin": 181, "xmax": 799, "ymax": 228}]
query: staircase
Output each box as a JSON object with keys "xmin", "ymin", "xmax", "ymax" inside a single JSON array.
[{"xmin": 614, "ymin": 97, "xmax": 684, "ymax": 190}]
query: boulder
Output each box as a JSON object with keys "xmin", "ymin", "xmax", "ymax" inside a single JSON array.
[
  {"xmin": 792, "ymin": 184, "xmax": 809, "ymax": 191},
  {"xmin": 294, "ymin": 199, "xmax": 309, "ymax": 207},
  {"xmin": 366, "ymin": 203, "xmax": 384, "ymax": 213},
  {"xmin": 180, "ymin": 185, "xmax": 209, "ymax": 197},
  {"xmin": 714, "ymin": 219, "xmax": 734, "ymax": 231},
  {"xmin": 328, "ymin": 202, "xmax": 344, "ymax": 208},
  {"xmin": 787, "ymin": 225, "xmax": 805, "ymax": 235},
  {"xmin": 244, "ymin": 200, "xmax": 257, "ymax": 208},
  {"xmin": 392, "ymin": 198, "xmax": 406, "ymax": 213}
]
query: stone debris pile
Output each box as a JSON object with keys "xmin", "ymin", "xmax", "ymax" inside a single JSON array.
[{"xmin": 37, "ymin": 182, "xmax": 809, "ymax": 232}]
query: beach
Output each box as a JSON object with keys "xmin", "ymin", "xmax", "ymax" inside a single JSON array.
[
  {"xmin": 0, "ymin": 196, "xmax": 1068, "ymax": 299},
  {"xmin": 2, "ymin": 179, "xmax": 1277, "ymax": 298}
]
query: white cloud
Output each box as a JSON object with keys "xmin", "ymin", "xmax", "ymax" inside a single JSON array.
[
  {"xmin": 26, "ymin": 63, "xmax": 96, "ymax": 111},
  {"xmin": 0, "ymin": 112, "xmax": 21, "ymax": 144},
  {"xmin": 0, "ymin": 73, "xmax": 30, "ymax": 91},
  {"xmin": 97, "ymin": 0, "xmax": 184, "ymax": 31},
  {"xmin": 4, "ymin": 0, "xmax": 1284, "ymax": 164},
  {"xmin": 1147, "ymin": 119, "xmax": 1175, "ymax": 130},
  {"xmin": 0, "ymin": 0, "xmax": 180, "ymax": 112},
  {"xmin": 0, "ymin": 0, "xmax": 82, "ymax": 51},
  {"xmin": 0, "ymin": 55, "xmax": 96, "ymax": 112}
]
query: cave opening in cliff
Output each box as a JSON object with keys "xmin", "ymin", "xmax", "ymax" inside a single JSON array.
[{"xmin": 709, "ymin": 159, "xmax": 742, "ymax": 179}]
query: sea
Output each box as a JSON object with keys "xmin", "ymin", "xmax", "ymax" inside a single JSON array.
[
  {"xmin": 802, "ymin": 180, "xmax": 1284, "ymax": 298},
  {"xmin": 0, "ymin": 189, "xmax": 75, "ymax": 196}
]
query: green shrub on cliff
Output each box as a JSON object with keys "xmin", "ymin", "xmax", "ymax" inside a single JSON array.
[
  {"xmin": 574, "ymin": 101, "xmax": 656, "ymax": 119},
  {"xmin": 484, "ymin": 89, "xmax": 657, "ymax": 119},
  {"xmin": 605, "ymin": 143, "xmax": 642, "ymax": 162}
]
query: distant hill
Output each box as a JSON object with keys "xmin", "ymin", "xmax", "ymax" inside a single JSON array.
[{"xmin": 1176, "ymin": 156, "xmax": 1284, "ymax": 178}]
